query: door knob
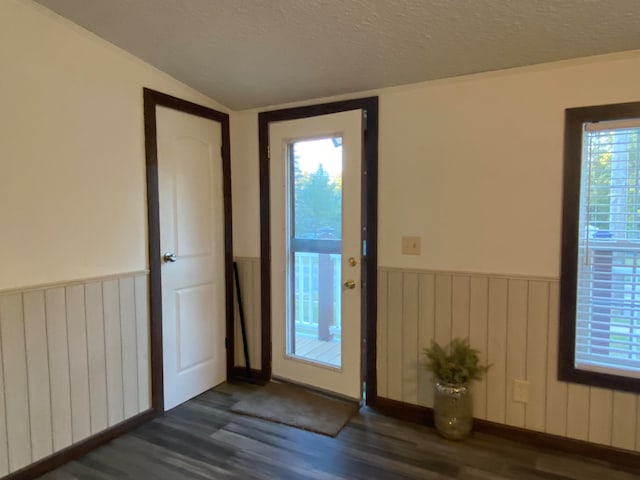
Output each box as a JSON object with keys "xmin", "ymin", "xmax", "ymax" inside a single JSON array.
[
  {"xmin": 344, "ymin": 279, "xmax": 356, "ymax": 289},
  {"xmin": 163, "ymin": 252, "xmax": 177, "ymax": 263}
]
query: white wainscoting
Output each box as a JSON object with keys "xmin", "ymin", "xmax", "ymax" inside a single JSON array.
[
  {"xmin": 233, "ymin": 257, "xmax": 262, "ymax": 370},
  {"xmin": 377, "ymin": 267, "xmax": 640, "ymax": 453},
  {"xmin": 0, "ymin": 272, "xmax": 151, "ymax": 475}
]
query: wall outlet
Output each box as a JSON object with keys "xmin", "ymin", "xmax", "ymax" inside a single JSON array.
[
  {"xmin": 401, "ymin": 236, "xmax": 421, "ymax": 255},
  {"xmin": 513, "ymin": 379, "xmax": 529, "ymax": 404}
]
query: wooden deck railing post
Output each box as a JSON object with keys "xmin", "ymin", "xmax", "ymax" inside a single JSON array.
[
  {"xmin": 592, "ymin": 230, "xmax": 614, "ymax": 356},
  {"xmin": 318, "ymin": 252, "xmax": 334, "ymax": 341}
]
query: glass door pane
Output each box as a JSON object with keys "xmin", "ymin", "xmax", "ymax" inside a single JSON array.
[{"xmin": 288, "ymin": 137, "xmax": 343, "ymax": 368}]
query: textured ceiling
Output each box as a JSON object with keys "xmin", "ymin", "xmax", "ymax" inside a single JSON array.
[{"xmin": 35, "ymin": 0, "xmax": 640, "ymax": 110}]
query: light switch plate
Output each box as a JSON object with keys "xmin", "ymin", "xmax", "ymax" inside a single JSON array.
[{"xmin": 401, "ymin": 236, "xmax": 421, "ymax": 255}]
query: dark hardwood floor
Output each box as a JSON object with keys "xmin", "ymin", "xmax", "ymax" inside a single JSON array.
[{"xmin": 40, "ymin": 383, "xmax": 639, "ymax": 479}]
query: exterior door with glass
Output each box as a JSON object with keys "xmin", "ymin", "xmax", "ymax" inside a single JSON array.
[{"xmin": 270, "ymin": 110, "xmax": 362, "ymax": 399}]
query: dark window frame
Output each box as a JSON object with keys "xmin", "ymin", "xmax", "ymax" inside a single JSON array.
[{"xmin": 559, "ymin": 100, "xmax": 640, "ymax": 393}]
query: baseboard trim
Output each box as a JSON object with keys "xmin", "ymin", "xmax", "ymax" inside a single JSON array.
[
  {"xmin": 368, "ymin": 396, "xmax": 640, "ymax": 470},
  {"xmin": 3, "ymin": 409, "xmax": 156, "ymax": 480},
  {"xmin": 231, "ymin": 366, "xmax": 269, "ymax": 384},
  {"xmin": 368, "ymin": 396, "xmax": 435, "ymax": 426}
]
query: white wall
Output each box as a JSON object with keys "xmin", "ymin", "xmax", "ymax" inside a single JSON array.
[
  {"xmin": 230, "ymin": 111, "xmax": 261, "ymax": 257},
  {"xmin": 231, "ymin": 50, "xmax": 640, "ymax": 278},
  {"xmin": 377, "ymin": 54, "xmax": 640, "ymax": 277},
  {"xmin": 0, "ymin": 0, "xmax": 227, "ymax": 290}
]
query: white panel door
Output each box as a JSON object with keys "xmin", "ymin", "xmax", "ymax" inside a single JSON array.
[
  {"xmin": 157, "ymin": 106, "xmax": 226, "ymax": 411},
  {"xmin": 270, "ymin": 110, "xmax": 362, "ymax": 399}
]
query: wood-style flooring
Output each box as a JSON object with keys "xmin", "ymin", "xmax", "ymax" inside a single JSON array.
[{"xmin": 39, "ymin": 383, "xmax": 639, "ymax": 479}]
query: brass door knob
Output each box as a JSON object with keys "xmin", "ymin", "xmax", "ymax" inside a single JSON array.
[{"xmin": 344, "ymin": 279, "xmax": 356, "ymax": 289}]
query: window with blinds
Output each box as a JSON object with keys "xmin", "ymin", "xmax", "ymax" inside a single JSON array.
[
  {"xmin": 561, "ymin": 102, "xmax": 640, "ymax": 392},
  {"xmin": 576, "ymin": 120, "xmax": 640, "ymax": 379}
]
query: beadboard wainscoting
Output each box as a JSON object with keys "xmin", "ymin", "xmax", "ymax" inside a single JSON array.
[
  {"xmin": 377, "ymin": 267, "xmax": 640, "ymax": 453},
  {"xmin": 0, "ymin": 272, "xmax": 151, "ymax": 476},
  {"xmin": 233, "ymin": 257, "xmax": 262, "ymax": 371},
  {"xmin": 231, "ymin": 260, "xmax": 640, "ymax": 454}
]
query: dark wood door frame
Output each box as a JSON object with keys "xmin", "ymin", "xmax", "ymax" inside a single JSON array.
[
  {"xmin": 258, "ymin": 97, "xmax": 379, "ymax": 402},
  {"xmin": 143, "ymin": 88, "xmax": 234, "ymax": 413}
]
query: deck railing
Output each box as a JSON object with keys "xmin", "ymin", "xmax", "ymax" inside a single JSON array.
[
  {"xmin": 294, "ymin": 252, "xmax": 342, "ymax": 339},
  {"xmin": 577, "ymin": 240, "xmax": 640, "ymax": 367}
]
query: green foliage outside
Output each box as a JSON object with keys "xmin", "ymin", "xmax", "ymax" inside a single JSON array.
[
  {"xmin": 423, "ymin": 338, "xmax": 489, "ymax": 385},
  {"xmin": 294, "ymin": 161, "xmax": 342, "ymax": 239},
  {"xmin": 587, "ymin": 129, "xmax": 640, "ymax": 237}
]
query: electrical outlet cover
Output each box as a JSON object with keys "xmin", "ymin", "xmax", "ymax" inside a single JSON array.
[{"xmin": 513, "ymin": 379, "xmax": 529, "ymax": 404}]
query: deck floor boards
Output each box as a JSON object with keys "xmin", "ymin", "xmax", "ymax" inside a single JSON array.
[
  {"xmin": 38, "ymin": 382, "xmax": 639, "ymax": 479},
  {"xmin": 294, "ymin": 336, "xmax": 341, "ymax": 367}
]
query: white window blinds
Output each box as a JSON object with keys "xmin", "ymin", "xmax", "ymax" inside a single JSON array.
[{"xmin": 576, "ymin": 120, "xmax": 640, "ymax": 377}]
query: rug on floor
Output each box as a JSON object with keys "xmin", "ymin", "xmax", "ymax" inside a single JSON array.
[{"xmin": 230, "ymin": 381, "xmax": 359, "ymax": 437}]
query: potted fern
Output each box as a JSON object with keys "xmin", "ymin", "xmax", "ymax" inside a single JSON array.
[{"xmin": 423, "ymin": 338, "xmax": 489, "ymax": 440}]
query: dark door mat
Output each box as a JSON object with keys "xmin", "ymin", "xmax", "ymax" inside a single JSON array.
[{"xmin": 230, "ymin": 381, "xmax": 359, "ymax": 437}]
